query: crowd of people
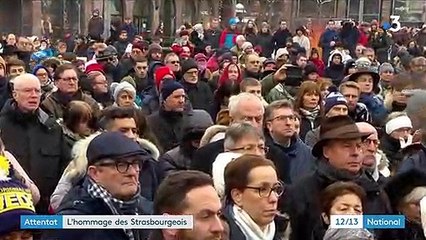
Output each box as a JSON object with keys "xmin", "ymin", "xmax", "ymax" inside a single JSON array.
[{"xmin": 2, "ymin": 12, "xmax": 426, "ymax": 240}]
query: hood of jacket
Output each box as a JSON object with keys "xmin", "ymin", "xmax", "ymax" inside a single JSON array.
[
  {"xmin": 63, "ymin": 132, "xmax": 160, "ymax": 181},
  {"xmin": 200, "ymin": 125, "xmax": 228, "ymax": 148}
]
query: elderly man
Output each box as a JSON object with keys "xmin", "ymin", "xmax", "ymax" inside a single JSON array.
[
  {"xmin": 212, "ymin": 122, "xmax": 267, "ymax": 197},
  {"xmin": 42, "ymin": 63, "xmax": 100, "ymax": 120},
  {"xmin": 282, "ymin": 115, "xmax": 392, "ymax": 240},
  {"xmin": 43, "ymin": 132, "xmax": 152, "ymax": 240},
  {"xmin": 0, "ymin": 74, "xmax": 71, "ymax": 214},
  {"xmin": 192, "ymin": 92, "xmax": 264, "ymax": 175},
  {"xmin": 151, "ymin": 171, "xmax": 224, "ymax": 240},
  {"xmin": 357, "ymin": 122, "xmax": 390, "ymax": 184}
]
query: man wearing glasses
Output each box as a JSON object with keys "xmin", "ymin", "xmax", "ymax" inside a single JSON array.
[
  {"xmin": 264, "ymin": 100, "xmax": 315, "ymax": 184},
  {"xmin": 43, "ymin": 132, "xmax": 153, "ymax": 240},
  {"xmin": 42, "ymin": 64, "xmax": 100, "ymax": 121},
  {"xmin": 0, "ymin": 74, "xmax": 71, "ymax": 214}
]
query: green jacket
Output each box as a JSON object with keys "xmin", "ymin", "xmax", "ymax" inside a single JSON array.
[{"xmin": 266, "ymin": 83, "xmax": 295, "ymax": 103}]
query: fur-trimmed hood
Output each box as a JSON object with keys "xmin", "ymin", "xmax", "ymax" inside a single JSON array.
[
  {"xmin": 200, "ymin": 125, "xmax": 228, "ymax": 148},
  {"xmin": 63, "ymin": 132, "xmax": 160, "ymax": 180}
]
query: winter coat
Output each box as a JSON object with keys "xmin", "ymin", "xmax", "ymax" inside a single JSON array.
[
  {"xmin": 298, "ymin": 114, "xmax": 321, "ymax": 142},
  {"xmin": 244, "ymin": 32, "xmax": 258, "ymax": 46},
  {"xmin": 340, "ymin": 25, "xmax": 359, "ymax": 55},
  {"xmin": 219, "ymin": 28, "xmax": 238, "ymax": 49},
  {"xmin": 266, "ymin": 83, "xmax": 294, "ymax": 103},
  {"xmin": 324, "ymin": 64, "xmax": 345, "ymax": 86},
  {"xmin": 304, "ymin": 127, "xmax": 320, "ymax": 148},
  {"xmin": 0, "ymin": 100, "xmax": 71, "ymax": 213},
  {"xmin": 113, "ymin": 39, "xmax": 130, "ymax": 58},
  {"xmin": 257, "ymin": 32, "xmax": 274, "ymax": 58},
  {"xmin": 282, "ymin": 159, "xmax": 393, "ymax": 240},
  {"xmin": 88, "ymin": 16, "xmax": 104, "ymax": 39},
  {"xmin": 265, "ymin": 134, "xmax": 316, "ymax": 184},
  {"xmin": 181, "ymin": 81, "xmax": 213, "ymax": 113},
  {"xmin": 49, "ymin": 132, "xmax": 160, "ymax": 212},
  {"xmin": 397, "ymin": 145, "xmax": 426, "ymax": 174},
  {"xmin": 416, "ymin": 31, "xmax": 426, "ymax": 49},
  {"xmin": 0, "ymin": 77, "xmax": 11, "ymax": 111},
  {"xmin": 348, "ymin": 102, "xmax": 371, "ymax": 123},
  {"xmin": 122, "ymin": 23, "xmax": 137, "ymax": 40},
  {"xmin": 309, "ymin": 58, "xmax": 325, "ymax": 76},
  {"xmin": 192, "ymin": 139, "xmax": 224, "ymax": 175},
  {"xmin": 147, "ymin": 107, "xmax": 185, "ymax": 152},
  {"xmin": 204, "ymin": 27, "xmax": 222, "ymax": 49},
  {"xmin": 43, "ymin": 177, "xmax": 152, "ymax": 240},
  {"xmin": 359, "ymin": 93, "xmax": 388, "ymax": 127},
  {"xmin": 293, "ymin": 35, "xmax": 311, "ymax": 56},
  {"xmin": 319, "ymin": 29, "xmax": 339, "ymax": 63},
  {"xmin": 199, "ymin": 125, "xmax": 228, "ymax": 148},
  {"xmin": 190, "ymin": 31, "xmax": 206, "ymax": 55},
  {"xmin": 42, "ymin": 90, "xmax": 101, "ymax": 120},
  {"xmin": 380, "ymin": 133, "xmax": 405, "ymax": 171},
  {"xmin": 222, "ymin": 204, "xmax": 290, "ymax": 240},
  {"xmin": 370, "ymin": 34, "xmax": 391, "ymax": 63},
  {"xmin": 272, "ymin": 29, "xmax": 292, "ymax": 51}
]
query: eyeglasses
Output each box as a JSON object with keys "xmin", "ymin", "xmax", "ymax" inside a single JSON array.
[
  {"xmin": 269, "ymin": 114, "xmax": 295, "ymax": 122},
  {"xmin": 363, "ymin": 139, "xmax": 379, "ymax": 146},
  {"xmin": 96, "ymin": 159, "xmax": 141, "ymax": 173},
  {"xmin": 229, "ymin": 144, "xmax": 269, "ymax": 153},
  {"xmin": 169, "ymin": 60, "xmax": 180, "ymax": 64},
  {"xmin": 60, "ymin": 77, "xmax": 78, "ymax": 82},
  {"xmin": 245, "ymin": 181, "xmax": 285, "ymax": 198}
]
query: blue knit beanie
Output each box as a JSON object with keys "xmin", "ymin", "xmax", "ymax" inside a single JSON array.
[{"xmin": 324, "ymin": 92, "xmax": 348, "ymax": 114}]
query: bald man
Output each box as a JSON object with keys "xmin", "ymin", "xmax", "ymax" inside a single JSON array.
[
  {"xmin": 0, "ymin": 73, "xmax": 71, "ymax": 214},
  {"xmin": 356, "ymin": 122, "xmax": 390, "ymax": 182}
]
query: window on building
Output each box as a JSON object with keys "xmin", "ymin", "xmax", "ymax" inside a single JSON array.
[
  {"xmin": 297, "ymin": 0, "xmax": 337, "ymax": 18},
  {"xmin": 393, "ymin": 0, "xmax": 424, "ymax": 23},
  {"xmin": 347, "ymin": 0, "xmax": 381, "ymax": 22}
]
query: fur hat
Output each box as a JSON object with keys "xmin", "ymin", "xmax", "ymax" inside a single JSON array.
[{"xmin": 384, "ymin": 169, "xmax": 426, "ymax": 211}]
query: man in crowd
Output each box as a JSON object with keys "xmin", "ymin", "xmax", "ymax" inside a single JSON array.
[
  {"xmin": 42, "ymin": 64, "xmax": 100, "ymax": 120},
  {"xmin": 43, "ymin": 132, "xmax": 153, "ymax": 240},
  {"xmin": 0, "ymin": 74, "xmax": 71, "ymax": 213},
  {"xmin": 264, "ymin": 100, "xmax": 315, "ymax": 184},
  {"xmin": 319, "ymin": 20, "xmax": 340, "ymax": 63},
  {"xmin": 151, "ymin": 170, "xmax": 224, "ymax": 239},
  {"xmin": 7, "ymin": 58, "xmax": 26, "ymax": 80},
  {"xmin": 192, "ymin": 92, "xmax": 264, "ymax": 175},
  {"xmin": 339, "ymin": 81, "xmax": 371, "ymax": 122},
  {"xmin": 282, "ymin": 115, "xmax": 392, "ymax": 239},
  {"xmin": 180, "ymin": 59, "xmax": 213, "ymax": 112},
  {"xmin": 148, "ymin": 80, "xmax": 186, "ymax": 152},
  {"xmin": 204, "ymin": 18, "xmax": 222, "ymax": 50}
]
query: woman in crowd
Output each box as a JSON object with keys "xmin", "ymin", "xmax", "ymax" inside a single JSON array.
[
  {"xmin": 380, "ymin": 112, "xmax": 413, "ymax": 172},
  {"xmin": 320, "ymin": 181, "xmax": 374, "ymax": 239},
  {"xmin": 32, "ymin": 64, "xmax": 56, "ymax": 100},
  {"xmin": 110, "ymin": 81, "xmax": 138, "ymax": 108},
  {"xmin": 242, "ymin": 20, "xmax": 258, "ymax": 47},
  {"xmin": 385, "ymin": 169, "xmax": 426, "ymax": 240},
  {"xmin": 294, "ymin": 81, "xmax": 323, "ymax": 141},
  {"xmin": 309, "ymin": 48, "xmax": 325, "ymax": 77},
  {"xmin": 62, "ymin": 100, "xmax": 97, "ymax": 149},
  {"xmin": 222, "ymin": 154, "xmax": 289, "ymax": 240}
]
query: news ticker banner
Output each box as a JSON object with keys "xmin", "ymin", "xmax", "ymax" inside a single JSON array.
[
  {"xmin": 330, "ymin": 215, "xmax": 405, "ymax": 229},
  {"xmin": 20, "ymin": 215, "xmax": 193, "ymax": 229}
]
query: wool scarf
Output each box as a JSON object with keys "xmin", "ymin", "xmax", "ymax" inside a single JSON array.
[
  {"xmin": 299, "ymin": 106, "xmax": 320, "ymax": 128},
  {"xmin": 232, "ymin": 205, "xmax": 276, "ymax": 240}
]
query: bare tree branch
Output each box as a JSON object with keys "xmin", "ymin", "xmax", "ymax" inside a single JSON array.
[{"xmin": 317, "ymin": 0, "xmax": 333, "ymax": 4}]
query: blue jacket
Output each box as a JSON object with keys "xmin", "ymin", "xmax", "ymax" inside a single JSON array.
[
  {"xmin": 359, "ymin": 93, "xmax": 388, "ymax": 126},
  {"xmin": 42, "ymin": 178, "xmax": 153, "ymax": 240},
  {"xmin": 266, "ymin": 134, "xmax": 316, "ymax": 184}
]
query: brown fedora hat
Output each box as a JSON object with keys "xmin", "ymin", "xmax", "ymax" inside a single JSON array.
[{"xmin": 312, "ymin": 116, "xmax": 371, "ymax": 158}]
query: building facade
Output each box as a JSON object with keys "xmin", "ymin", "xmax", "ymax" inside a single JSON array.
[{"xmin": 0, "ymin": 0, "xmax": 424, "ymax": 37}]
